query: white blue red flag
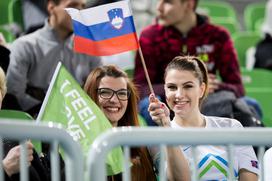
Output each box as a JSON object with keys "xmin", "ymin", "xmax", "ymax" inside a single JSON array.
[{"xmin": 66, "ymin": 0, "xmax": 139, "ymax": 56}]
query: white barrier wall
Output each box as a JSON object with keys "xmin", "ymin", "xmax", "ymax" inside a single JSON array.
[
  {"xmin": 0, "ymin": 120, "xmax": 83, "ymax": 181},
  {"xmin": 87, "ymin": 127, "xmax": 272, "ymax": 181}
]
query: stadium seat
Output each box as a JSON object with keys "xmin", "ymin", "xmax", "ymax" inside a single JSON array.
[
  {"xmin": 138, "ymin": 114, "xmax": 147, "ymax": 127},
  {"xmin": 0, "ymin": 110, "xmax": 42, "ymax": 153},
  {"xmin": 197, "ymin": 1, "xmax": 237, "ymax": 21},
  {"xmin": 232, "ymin": 32, "xmax": 261, "ymax": 67},
  {"xmin": 0, "ymin": 109, "xmax": 33, "ymax": 120},
  {"xmin": 244, "ymin": 2, "xmax": 265, "ymax": 32},
  {"xmin": 211, "ymin": 17, "xmax": 239, "ymax": 36},
  {"xmin": 0, "ymin": 26, "xmax": 15, "ymax": 42},
  {"xmin": 124, "ymin": 68, "xmax": 134, "ymax": 79},
  {"xmin": 254, "ymin": 18, "xmax": 264, "ymax": 33},
  {"xmin": 241, "ymin": 68, "xmax": 272, "ymax": 127},
  {"xmin": 0, "ymin": 0, "xmax": 11, "ymax": 26},
  {"xmin": 8, "ymin": 0, "xmax": 24, "ymax": 32}
]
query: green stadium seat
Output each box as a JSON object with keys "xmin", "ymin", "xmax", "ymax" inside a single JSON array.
[
  {"xmin": 8, "ymin": 0, "xmax": 24, "ymax": 31},
  {"xmin": 0, "ymin": 1, "xmax": 11, "ymax": 26},
  {"xmin": 211, "ymin": 17, "xmax": 239, "ymax": 36},
  {"xmin": 124, "ymin": 68, "xmax": 134, "ymax": 79},
  {"xmin": 0, "ymin": 109, "xmax": 33, "ymax": 120},
  {"xmin": 244, "ymin": 2, "xmax": 265, "ymax": 32},
  {"xmin": 0, "ymin": 0, "xmax": 24, "ymax": 39},
  {"xmin": 0, "ymin": 110, "xmax": 42, "ymax": 153},
  {"xmin": 254, "ymin": 18, "xmax": 264, "ymax": 33},
  {"xmin": 197, "ymin": 1, "xmax": 237, "ymax": 21},
  {"xmin": 241, "ymin": 68, "xmax": 272, "ymax": 127},
  {"xmin": 232, "ymin": 32, "xmax": 261, "ymax": 67},
  {"xmin": 138, "ymin": 114, "xmax": 147, "ymax": 127},
  {"xmin": 0, "ymin": 26, "xmax": 15, "ymax": 42}
]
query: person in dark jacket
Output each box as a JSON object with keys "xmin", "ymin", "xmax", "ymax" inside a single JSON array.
[
  {"xmin": 0, "ymin": 33, "xmax": 22, "ymax": 111},
  {"xmin": 0, "ymin": 66, "xmax": 50, "ymax": 181},
  {"xmin": 3, "ymin": 140, "xmax": 50, "ymax": 181},
  {"xmin": 254, "ymin": 0, "xmax": 272, "ymax": 70}
]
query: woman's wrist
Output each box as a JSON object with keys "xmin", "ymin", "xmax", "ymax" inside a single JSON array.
[{"xmin": 2, "ymin": 160, "xmax": 13, "ymax": 177}]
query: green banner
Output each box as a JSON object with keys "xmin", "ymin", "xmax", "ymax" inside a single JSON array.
[{"xmin": 37, "ymin": 62, "xmax": 123, "ymax": 175}]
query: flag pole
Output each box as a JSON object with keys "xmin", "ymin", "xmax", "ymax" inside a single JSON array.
[
  {"xmin": 138, "ymin": 46, "xmax": 165, "ymax": 126},
  {"xmin": 138, "ymin": 46, "xmax": 154, "ymax": 94},
  {"xmin": 36, "ymin": 62, "xmax": 62, "ymax": 122}
]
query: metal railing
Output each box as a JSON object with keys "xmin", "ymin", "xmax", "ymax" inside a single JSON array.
[
  {"xmin": 0, "ymin": 120, "xmax": 83, "ymax": 181},
  {"xmin": 87, "ymin": 127, "xmax": 272, "ymax": 181}
]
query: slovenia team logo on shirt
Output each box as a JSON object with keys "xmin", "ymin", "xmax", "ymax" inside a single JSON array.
[
  {"xmin": 108, "ymin": 8, "xmax": 124, "ymax": 29},
  {"xmin": 198, "ymin": 153, "xmax": 238, "ymax": 180}
]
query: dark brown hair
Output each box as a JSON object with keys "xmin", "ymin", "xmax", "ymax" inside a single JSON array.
[
  {"xmin": 47, "ymin": 0, "xmax": 61, "ymax": 5},
  {"xmin": 165, "ymin": 55, "xmax": 209, "ymax": 106}
]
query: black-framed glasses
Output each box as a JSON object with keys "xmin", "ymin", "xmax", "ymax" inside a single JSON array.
[{"xmin": 97, "ymin": 88, "xmax": 131, "ymax": 101}]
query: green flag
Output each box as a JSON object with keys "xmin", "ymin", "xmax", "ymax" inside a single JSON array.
[{"xmin": 37, "ymin": 62, "xmax": 123, "ymax": 175}]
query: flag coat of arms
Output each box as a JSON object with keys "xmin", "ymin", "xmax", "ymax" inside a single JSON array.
[
  {"xmin": 37, "ymin": 62, "xmax": 123, "ymax": 175},
  {"xmin": 66, "ymin": 0, "xmax": 139, "ymax": 56}
]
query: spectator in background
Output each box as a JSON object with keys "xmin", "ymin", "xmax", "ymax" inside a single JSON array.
[
  {"xmin": 0, "ymin": 66, "xmax": 51, "ymax": 181},
  {"xmin": 0, "ymin": 33, "xmax": 21, "ymax": 110},
  {"xmin": 0, "ymin": 33, "xmax": 10, "ymax": 73},
  {"xmin": 0, "ymin": 67, "xmax": 7, "ymax": 109},
  {"xmin": 254, "ymin": 0, "xmax": 272, "ymax": 70},
  {"xmin": 22, "ymin": 0, "xmax": 48, "ymax": 34},
  {"xmin": 7, "ymin": 0, "xmax": 102, "ymax": 117},
  {"xmin": 134, "ymin": 0, "xmax": 261, "ymax": 126},
  {"xmin": 148, "ymin": 56, "xmax": 259, "ymax": 180}
]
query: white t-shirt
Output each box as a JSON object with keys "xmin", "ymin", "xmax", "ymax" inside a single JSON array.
[
  {"xmin": 171, "ymin": 116, "xmax": 259, "ymax": 180},
  {"xmin": 264, "ymin": 147, "xmax": 272, "ymax": 181}
]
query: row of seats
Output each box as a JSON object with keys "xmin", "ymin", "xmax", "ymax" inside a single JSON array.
[
  {"xmin": 197, "ymin": 4, "xmax": 267, "ymax": 75},
  {"xmin": 241, "ymin": 68, "xmax": 272, "ymax": 127},
  {"xmin": 197, "ymin": 1, "xmax": 265, "ymax": 69},
  {"xmin": 197, "ymin": 1, "xmax": 266, "ymax": 34}
]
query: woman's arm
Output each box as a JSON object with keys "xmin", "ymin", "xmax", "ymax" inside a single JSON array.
[
  {"xmin": 148, "ymin": 94, "xmax": 191, "ymax": 181},
  {"xmin": 239, "ymin": 169, "xmax": 258, "ymax": 181},
  {"xmin": 167, "ymin": 147, "xmax": 191, "ymax": 181}
]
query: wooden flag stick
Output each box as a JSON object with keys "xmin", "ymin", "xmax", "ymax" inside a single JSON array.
[
  {"xmin": 138, "ymin": 46, "xmax": 164, "ymax": 126},
  {"xmin": 138, "ymin": 47, "xmax": 154, "ymax": 94}
]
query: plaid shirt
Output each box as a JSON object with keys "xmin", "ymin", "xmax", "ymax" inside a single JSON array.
[{"xmin": 134, "ymin": 15, "xmax": 244, "ymax": 99}]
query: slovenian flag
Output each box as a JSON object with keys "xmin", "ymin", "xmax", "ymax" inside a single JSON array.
[{"xmin": 66, "ymin": 0, "xmax": 139, "ymax": 56}]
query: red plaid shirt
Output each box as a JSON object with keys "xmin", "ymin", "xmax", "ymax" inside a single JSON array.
[{"xmin": 134, "ymin": 15, "xmax": 244, "ymax": 99}]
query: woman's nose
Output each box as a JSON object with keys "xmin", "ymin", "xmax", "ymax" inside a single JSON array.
[
  {"xmin": 175, "ymin": 88, "xmax": 184, "ymax": 98},
  {"xmin": 109, "ymin": 93, "xmax": 119, "ymax": 102}
]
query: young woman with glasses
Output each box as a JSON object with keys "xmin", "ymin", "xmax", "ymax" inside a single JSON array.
[{"xmin": 83, "ymin": 65, "xmax": 156, "ymax": 181}]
